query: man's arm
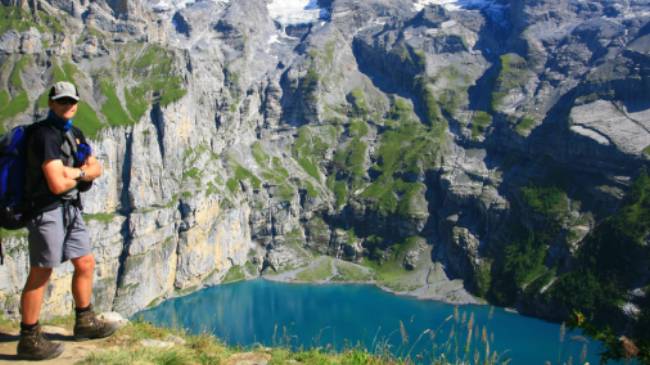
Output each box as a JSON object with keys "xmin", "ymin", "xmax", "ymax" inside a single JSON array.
[
  {"xmin": 43, "ymin": 159, "xmax": 80, "ymax": 195},
  {"xmin": 60, "ymin": 156, "xmax": 102, "ymax": 183}
]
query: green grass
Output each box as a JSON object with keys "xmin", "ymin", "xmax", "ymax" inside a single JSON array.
[
  {"xmin": 333, "ymin": 138, "xmax": 367, "ymax": 180},
  {"xmin": 359, "ymin": 102, "xmax": 445, "ymax": 216},
  {"xmin": 99, "ymin": 78, "xmax": 133, "ymax": 127},
  {"xmin": 222, "ymin": 265, "xmax": 246, "ymax": 283},
  {"xmin": 491, "ymin": 53, "xmax": 529, "ymax": 110},
  {"xmin": 361, "ymin": 177, "xmax": 398, "ymax": 216},
  {"xmin": 0, "ymin": 227, "xmax": 28, "ymax": 239},
  {"xmin": 182, "ymin": 167, "xmax": 202, "ymax": 184},
  {"xmin": 252, "ymin": 144, "xmax": 296, "ymax": 202},
  {"xmin": 67, "ymin": 319, "xmax": 509, "ymax": 365},
  {"xmin": 0, "ymin": 91, "xmax": 9, "ymax": 109},
  {"xmin": 125, "ymin": 86, "xmax": 148, "ymax": 122},
  {"xmin": 295, "ymin": 258, "xmax": 333, "ymax": 282},
  {"xmin": 348, "ymin": 88, "xmax": 369, "ymax": 116},
  {"xmin": 0, "ymin": 313, "xmax": 16, "ymax": 330},
  {"xmin": 63, "ymin": 62, "xmax": 80, "ymax": 80},
  {"xmin": 414, "ymin": 76, "xmax": 441, "ymax": 124},
  {"xmin": 520, "ymin": 185, "xmax": 569, "ymax": 219},
  {"xmin": 292, "ymin": 126, "xmax": 336, "ymax": 181},
  {"xmin": 252, "ymin": 142, "xmax": 270, "ymax": 167},
  {"xmin": 303, "ymin": 180, "xmax": 318, "ymax": 198},
  {"xmin": 0, "ymin": 6, "xmax": 35, "ymax": 34},
  {"xmin": 275, "ymin": 183, "xmax": 295, "ymax": 202},
  {"xmin": 75, "ymin": 101, "xmax": 104, "ymax": 140},
  {"xmin": 76, "ymin": 25, "xmax": 105, "ymax": 45},
  {"xmin": 119, "ymin": 44, "xmax": 187, "ymax": 120},
  {"xmin": 331, "ymin": 177, "xmax": 348, "ymax": 209},
  {"xmin": 160, "ymin": 79, "xmax": 187, "ymax": 106},
  {"xmin": 363, "ymin": 257, "xmax": 417, "ymax": 292},
  {"xmin": 10, "ymin": 55, "xmax": 30, "ymax": 89},
  {"xmin": 332, "ymin": 260, "xmax": 374, "ymax": 282},
  {"xmin": 0, "ymin": 55, "xmax": 31, "ymax": 126},
  {"xmin": 362, "ymin": 237, "xmax": 422, "ymax": 291},
  {"xmin": 272, "ymin": 158, "xmax": 290, "ymax": 178},
  {"xmin": 373, "ymin": 100, "xmax": 445, "ymax": 178},
  {"xmin": 395, "ymin": 181, "xmax": 426, "ymax": 218},
  {"xmin": 470, "ymin": 111, "xmax": 492, "ymax": 139},
  {"xmin": 226, "ymin": 178, "xmax": 239, "ymax": 193},
  {"xmin": 348, "ymin": 119, "xmax": 369, "ymax": 138},
  {"xmin": 0, "ymin": 91, "xmax": 28, "ymax": 121},
  {"xmin": 83, "ymin": 212, "xmax": 117, "ymax": 224},
  {"xmin": 0, "ymin": 6, "xmax": 64, "ymax": 36},
  {"xmin": 474, "ymin": 260, "xmax": 493, "ymax": 297},
  {"xmin": 52, "ymin": 63, "xmax": 67, "ymax": 83},
  {"xmin": 502, "ymin": 237, "xmax": 549, "ymax": 289},
  {"xmin": 515, "ymin": 116, "xmax": 536, "ymax": 136},
  {"xmin": 227, "ymin": 163, "xmax": 261, "ymax": 193}
]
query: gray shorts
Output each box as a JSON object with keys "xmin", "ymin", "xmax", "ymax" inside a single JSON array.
[{"xmin": 27, "ymin": 204, "xmax": 92, "ymax": 268}]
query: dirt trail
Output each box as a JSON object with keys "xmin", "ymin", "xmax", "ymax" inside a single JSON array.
[{"xmin": 0, "ymin": 326, "xmax": 110, "ymax": 364}]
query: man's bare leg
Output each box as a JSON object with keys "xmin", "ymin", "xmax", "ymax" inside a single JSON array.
[
  {"xmin": 20, "ymin": 267, "xmax": 53, "ymax": 325},
  {"xmin": 71, "ymin": 254, "xmax": 95, "ymax": 309}
]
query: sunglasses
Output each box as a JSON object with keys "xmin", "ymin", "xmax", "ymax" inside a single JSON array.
[{"xmin": 54, "ymin": 98, "xmax": 78, "ymax": 105}]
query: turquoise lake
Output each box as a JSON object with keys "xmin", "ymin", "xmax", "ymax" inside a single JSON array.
[{"xmin": 134, "ymin": 279, "xmax": 619, "ymax": 364}]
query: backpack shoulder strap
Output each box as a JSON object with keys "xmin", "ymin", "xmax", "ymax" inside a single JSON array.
[{"xmin": 63, "ymin": 129, "xmax": 78, "ymax": 156}]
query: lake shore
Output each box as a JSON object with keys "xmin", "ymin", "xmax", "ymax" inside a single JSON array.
[{"xmin": 262, "ymin": 256, "xmax": 483, "ymax": 306}]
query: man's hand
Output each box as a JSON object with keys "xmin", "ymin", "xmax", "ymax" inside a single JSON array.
[
  {"xmin": 62, "ymin": 157, "xmax": 102, "ymax": 183},
  {"xmin": 80, "ymin": 156, "xmax": 102, "ymax": 181}
]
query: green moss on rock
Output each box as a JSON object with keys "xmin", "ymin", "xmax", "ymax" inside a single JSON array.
[
  {"xmin": 470, "ymin": 111, "xmax": 492, "ymax": 139},
  {"xmin": 515, "ymin": 116, "xmax": 536, "ymax": 136},
  {"xmin": 520, "ymin": 185, "xmax": 569, "ymax": 219},
  {"xmin": 99, "ymin": 78, "xmax": 133, "ymax": 127},
  {"xmin": 491, "ymin": 53, "xmax": 529, "ymax": 110},
  {"xmin": 222, "ymin": 265, "xmax": 245, "ymax": 283},
  {"xmin": 347, "ymin": 88, "xmax": 369, "ymax": 117}
]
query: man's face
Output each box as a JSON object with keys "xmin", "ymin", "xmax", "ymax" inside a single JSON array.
[{"xmin": 49, "ymin": 97, "xmax": 78, "ymax": 120}]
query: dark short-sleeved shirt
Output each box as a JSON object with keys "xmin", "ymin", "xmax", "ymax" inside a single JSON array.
[{"xmin": 25, "ymin": 119, "xmax": 87, "ymax": 213}]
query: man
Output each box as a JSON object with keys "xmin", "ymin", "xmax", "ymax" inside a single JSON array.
[{"xmin": 17, "ymin": 81, "xmax": 116, "ymax": 360}]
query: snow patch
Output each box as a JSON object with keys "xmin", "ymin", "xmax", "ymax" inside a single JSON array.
[
  {"xmin": 267, "ymin": 0, "xmax": 329, "ymax": 25},
  {"xmin": 268, "ymin": 34, "xmax": 281, "ymax": 45},
  {"xmin": 413, "ymin": 0, "xmax": 462, "ymax": 12},
  {"xmin": 413, "ymin": 0, "xmax": 508, "ymax": 26},
  {"xmin": 148, "ymin": 0, "xmax": 229, "ymax": 13}
]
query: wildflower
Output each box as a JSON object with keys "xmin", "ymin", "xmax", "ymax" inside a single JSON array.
[{"xmin": 572, "ymin": 311, "xmax": 585, "ymax": 326}]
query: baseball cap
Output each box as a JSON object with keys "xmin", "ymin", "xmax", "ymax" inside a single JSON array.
[{"xmin": 49, "ymin": 81, "xmax": 80, "ymax": 101}]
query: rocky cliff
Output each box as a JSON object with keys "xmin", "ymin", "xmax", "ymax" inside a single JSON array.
[{"xmin": 0, "ymin": 0, "xmax": 649, "ymax": 358}]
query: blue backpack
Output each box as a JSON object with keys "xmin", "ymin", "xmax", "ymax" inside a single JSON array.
[
  {"xmin": 0, "ymin": 124, "xmax": 32, "ymax": 231},
  {"xmin": 0, "ymin": 124, "xmax": 34, "ymax": 266}
]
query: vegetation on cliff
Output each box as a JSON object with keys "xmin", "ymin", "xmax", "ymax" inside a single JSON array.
[{"xmin": 549, "ymin": 169, "xmax": 650, "ymax": 362}]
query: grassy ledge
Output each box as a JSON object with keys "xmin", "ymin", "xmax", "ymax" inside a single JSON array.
[{"xmin": 71, "ymin": 318, "xmax": 503, "ymax": 365}]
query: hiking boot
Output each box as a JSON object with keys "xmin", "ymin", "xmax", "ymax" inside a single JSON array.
[
  {"xmin": 74, "ymin": 307, "xmax": 118, "ymax": 341},
  {"xmin": 16, "ymin": 324, "xmax": 64, "ymax": 360}
]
